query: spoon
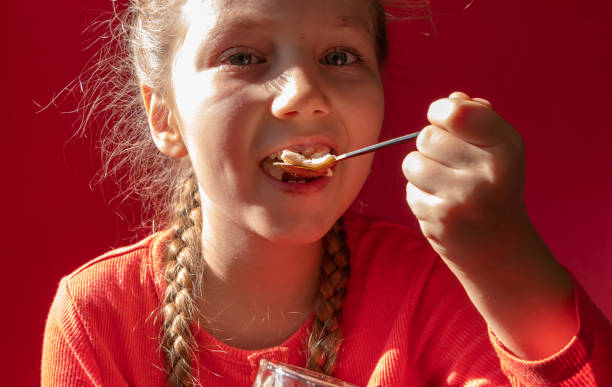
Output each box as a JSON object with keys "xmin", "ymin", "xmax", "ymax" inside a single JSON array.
[{"xmin": 274, "ymin": 130, "xmax": 421, "ymax": 177}]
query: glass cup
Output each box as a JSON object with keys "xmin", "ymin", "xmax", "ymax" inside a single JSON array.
[{"xmin": 253, "ymin": 359, "xmax": 359, "ymax": 387}]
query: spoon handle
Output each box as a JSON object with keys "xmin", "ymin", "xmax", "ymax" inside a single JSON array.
[{"xmin": 335, "ymin": 131, "xmax": 421, "ymax": 161}]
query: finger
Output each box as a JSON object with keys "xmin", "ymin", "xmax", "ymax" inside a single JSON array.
[
  {"xmin": 448, "ymin": 91, "xmax": 492, "ymax": 108},
  {"xmin": 449, "ymin": 91, "xmax": 471, "ymax": 100},
  {"xmin": 473, "ymin": 97, "xmax": 492, "ymax": 108},
  {"xmin": 405, "ymin": 182, "xmax": 446, "ymax": 222},
  {"xmin": 427, "ymin": 97, "xmax": 510, "ymax": 147},
  {"xmin": 417, "ymin": 125, "xmax": 492, "ymax": 170},
  {"xmin": 416, "ymin": 218, "xmax": 449, "ymax": 253},
  {"xmin": 402, "ymin": 151, "xmax": 461, "ymax": 198}
]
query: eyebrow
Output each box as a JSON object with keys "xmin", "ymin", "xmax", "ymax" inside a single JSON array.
[
  {"xmin": 332, "ymin": 15, "xmax": 374, "ymax": 37},
  {"xmin": 196, "ymin": 13, "xmax": 375, "ymax": 65},
  {"xmin": 206, "ymin": 16, "xmax": 274, "ymax": 44},
  {"xmin": 206, "ymin": 14, "xmax": 373, "ymax": 43}
]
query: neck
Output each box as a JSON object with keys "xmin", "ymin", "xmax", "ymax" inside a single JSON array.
[{"xmin": 196, "ymin": 205, "xmax": 323, "ymax": 349}]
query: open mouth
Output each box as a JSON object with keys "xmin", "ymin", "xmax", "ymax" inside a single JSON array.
[{"xmin": 260, "ymin": 145, "xmax": 334, "ymax": 184}]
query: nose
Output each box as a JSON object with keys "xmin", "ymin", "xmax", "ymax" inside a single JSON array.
[{"xmin": 270, "ymin": 65, "xmax": 331, "ymax": 120}]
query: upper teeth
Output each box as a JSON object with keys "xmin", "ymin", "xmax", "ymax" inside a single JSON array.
[{"xmin": 263, "ymin": 161, "xmax": 284, "ymax": 180}]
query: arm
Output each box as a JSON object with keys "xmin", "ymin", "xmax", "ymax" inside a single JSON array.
[
  {"xmin": 410, "ymin": 254, "xmax": 612, "ymax": 385},
  {"xmin": 489, "ymin": 277, "xmax": 612, "ymax": 385},
  {"xmin": 444, "ymin": 218, "xmax": 577, "ymax": 360},
  {"xmin": 402, "ymin": 92, "xmax": 612, "ymax": 374}
]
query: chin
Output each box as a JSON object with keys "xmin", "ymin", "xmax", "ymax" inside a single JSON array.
[{"xmin": 246, "ymin": 209, "xmax": 339, "ymax": 246}]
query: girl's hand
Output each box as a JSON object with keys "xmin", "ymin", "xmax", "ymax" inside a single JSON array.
[
  {"xmin": 403, "ymin": 92, "xmax": 578, "ymax": 360},
  {"xmin": 402, "ymin": 91, "xmax": 528, "ymax": 274}
]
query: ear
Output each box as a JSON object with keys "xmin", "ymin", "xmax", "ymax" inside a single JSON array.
[{"xmin": 141, "ymin": 85, "xmax": 188, "ymax": 159}]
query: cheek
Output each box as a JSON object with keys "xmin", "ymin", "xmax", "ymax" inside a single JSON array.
[
  {"xmin": 339, "ymin": 78, "xmax": 384, "ymax": 201},
  {"xmin": 178, "ymin": 85, "xmax": 256, "ymax": 161},
  {"xmin": 346, "ymin": 81, "xmax": 385, "ymax": 146},
  {"xmin": 177, "ymin": 89, "xmax": 265, "ymax": 206}
]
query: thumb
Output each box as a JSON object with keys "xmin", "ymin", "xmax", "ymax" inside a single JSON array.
[{"xmin": 427, "ymin": 97, "xmax": 509, "ymax": 147}]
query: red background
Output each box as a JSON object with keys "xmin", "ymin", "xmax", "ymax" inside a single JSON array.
[{"xmin": 7, "ymin": 0, "xmax": 611, "ymax": 385}]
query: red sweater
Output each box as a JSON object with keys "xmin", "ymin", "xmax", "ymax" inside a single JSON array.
[{"xmin": 41, "ymin": 213, "xmax": 612, "ymax": 386}]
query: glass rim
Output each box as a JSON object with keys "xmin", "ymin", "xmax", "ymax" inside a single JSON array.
[{"xmin": 258, "ymin": 359, "xmax": 359, "ymax": 387}]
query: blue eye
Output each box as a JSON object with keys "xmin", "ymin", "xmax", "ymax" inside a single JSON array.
[{"xmin": 321, "ymin": 49, "xmax": 361, "ymax": 66}]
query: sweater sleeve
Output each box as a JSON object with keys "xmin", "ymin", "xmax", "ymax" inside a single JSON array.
[
  {"xmin": 409, "ymin": 259, "xmax": 612, "ymax": 385},
  {"xmin": 41, "ymin": 277, "xmax": 102, "ymax": 387},
  {"xmin": 488, "ymin": 278, "xmax": 612, "ymax": 385},
  {"xmin": 409, "ymin": 258, "xmax": 511, "ymax": 384}
]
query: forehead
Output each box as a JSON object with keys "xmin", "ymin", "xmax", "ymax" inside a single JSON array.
[{"xmin": 181, "ymin": 0, "xmax": 375, "ymax": 37}]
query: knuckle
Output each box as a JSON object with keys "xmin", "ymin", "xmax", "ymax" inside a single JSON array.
[
  {"xmin": 478, "ymin": 157, "xmax": 497, "ymax": 183},
  {"xmin": 405, "ymin": 187, "xmax": 425, "ymax": 218},
  {"xmin": 446, "ymin": 175, "xmax": 484, "ymax": 214},
  {"xmin": 449, "ymin": 187, "xmax": 469, "ymax": 209},
  {"xmin": 422, "ymin": 124, "xmax": 438, "ymax": 139},
  {"xmin": 420, "ymin": 222, "xmax": 438, "ymax": 240},
  {"xmin": 405, "ymin": 182, "xmax": 417, "ymax": 200},
  {"xmin": 447, "ymin": 195, "xmax": 477, "ymax": 224},
  {"xmin": 449, "ymin": 101, "xmax": 475, "ymax": 128},
  {"xmin": 428, "ymin": 98, "xmax": 455, "ymax": 124},
  {"xmin": 402, "ymin": 151, "xmax": 421, "ymax": 176},
  {"xmin": 416, "ymin": 125, "xmax": 434, "ymax": 148},
  {"xmin": 437, "ymin": 206, "xmax": 471, "ymax": 239},
  {"xmin": 482, "ymin": 144, "xmax": 524, "ymax": 184},
  {"xmin": 429, "ymin": 98, "xmax": 476, "ymax": 129}
]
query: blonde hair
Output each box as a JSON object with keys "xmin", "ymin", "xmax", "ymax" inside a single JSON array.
[{"xmin": 73, "ymin": 0, "xmax": 431, "ymax": 385}]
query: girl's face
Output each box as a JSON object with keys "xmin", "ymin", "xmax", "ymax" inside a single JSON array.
[{"xmin": 171, "ymin": 0, "xmax": 384, "ymax": 243}]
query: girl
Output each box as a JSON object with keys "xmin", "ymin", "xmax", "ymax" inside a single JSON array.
[{"xmin": 42, "ymin": 0, "xmax": 612, "ymax": 386}]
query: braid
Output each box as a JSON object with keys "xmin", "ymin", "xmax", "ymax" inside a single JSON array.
[
  {"xmin": 306, "ymin": 218, "xmax": 351, "ymax": 375},
  {"xmin": 159, "ymin": 174, "xmax": 350, "ymax": 382},
  {"xmin": 161, "ymin": 174, "xmax": 203, "ymax": 387}
]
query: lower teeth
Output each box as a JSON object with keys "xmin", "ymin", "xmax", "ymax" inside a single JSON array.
[{"xmin": 283, "ymin": 175, "xmax": 315, "ymax": 184}]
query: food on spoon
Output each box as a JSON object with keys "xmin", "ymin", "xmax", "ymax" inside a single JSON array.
[
  {"xmin": 272, "ymin": 149, "xmax": 336, "ymax": 179},
  {"xmin": 262, "ymin": 147, "xmax": 335, "ymax": 183},
  {"xmin": 278, "ymin": 150, "xmax": 336, "ymax": 170}
]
